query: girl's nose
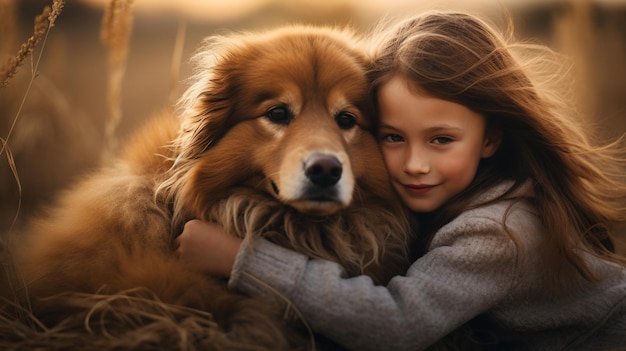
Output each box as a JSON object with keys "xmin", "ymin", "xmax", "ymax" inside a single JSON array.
[{"xmin": 404, "ymin": 148, "xmax": 430, "ymax": 175}]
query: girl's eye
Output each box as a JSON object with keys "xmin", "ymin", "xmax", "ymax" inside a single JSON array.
[
  {"xmin": 384, "ymin": 134, "xmax": 404, "ymax": 143},
  {"xmin": 432, "ymin": 136, "xmax": 453, "ymax": 144},
  {"xmin": 265, "ymin": 106, "xmax": 293, "ymax": 125},
  {"xmin": 335, "ymin": 111, "xmax": 357, "ymax": 130}
]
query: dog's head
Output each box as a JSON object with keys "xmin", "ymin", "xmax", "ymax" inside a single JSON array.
[{"xmin": 168, "ymin": 25, "xmax": 395, "ymax": 220}]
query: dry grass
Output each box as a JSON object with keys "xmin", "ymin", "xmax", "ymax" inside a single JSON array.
[
  {"xmin": 0, "ymin": 1, "xmax": 66, "ymax": 323},
  {"xmin": 169, "ymin": 20, "xmax": 187, "ymax": 108},
  {"xmin": 101, "ymin": 0, "xmax": 134, "ymax": 154},
  {"xmin": 0, "ymin": 0, "xmax": 64, "ymax": 160},
  {"xmin": 0, "ymin": 0, "xmax": 63, "ymax": 89},
  {"xmin": 0, "ymin": 288, "xmax": 275, "ymax": 351}
]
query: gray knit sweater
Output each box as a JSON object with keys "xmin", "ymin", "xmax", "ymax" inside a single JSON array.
[{"xmin": 228, "ymin": 182, "xmax": 626, "ymax": 350}]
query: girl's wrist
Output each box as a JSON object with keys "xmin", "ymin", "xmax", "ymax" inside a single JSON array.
[{"xmin": 222, "ymin": 237, "xmax": 241, "ymax": 277}]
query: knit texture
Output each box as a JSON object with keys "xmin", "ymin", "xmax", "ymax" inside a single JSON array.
[{"xmin": 229, "ymin": 182, "xmax": 626, "ymax": 350}]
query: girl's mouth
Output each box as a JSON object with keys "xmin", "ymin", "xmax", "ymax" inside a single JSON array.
[{"xmin": 404, "ymin": 183, "xmax": 436, "ymax": 195}]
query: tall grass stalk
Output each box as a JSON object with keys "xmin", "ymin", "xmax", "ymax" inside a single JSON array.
[
  {"xmin": 0, "ymin": 0, "xmax": 64, "ymax": 157},
  {"xmin": 169, "ymin": 20, "xmax": 187, "ymax": 108},
  {"xmin": 0, "ymin": 0, "xmax": 64, "ymax": 325},
  {"xmin": 101, "ymin": 0, "xmax": 134, "ymax": 154}
]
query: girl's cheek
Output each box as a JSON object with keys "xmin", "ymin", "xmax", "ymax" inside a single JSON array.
[{"xmin": 381, "ymin": 148, "xmax": 402, "ymax": 176}]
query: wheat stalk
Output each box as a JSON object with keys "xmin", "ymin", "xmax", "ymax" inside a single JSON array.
[
  {"xmin": 0, "ymin": 7, "xmax": 47, "ymax": 89},
  {"xmin": 0, "ymin": 0, "xmax": 64, "ymax": 159},
  {"xmin": 0, "ymin": 0, "xmax": 63, "ymax": 89},
  {"xmin": 101, "ymin": 0, "xmax": 134, "ymax": 154}
]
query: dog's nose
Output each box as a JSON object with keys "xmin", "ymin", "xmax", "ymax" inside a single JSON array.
[{"xmin": 304, "ymin": 154, "xmax": 342, "ymax": 187}]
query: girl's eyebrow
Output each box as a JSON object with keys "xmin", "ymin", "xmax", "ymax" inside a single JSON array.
[
  {"xmin": 424, "ymin": 125, "xmax": 463, "ymax": 133},
  {"xmin": 378, "ymin": 123, "xmax": 463, "ymax": 133}
]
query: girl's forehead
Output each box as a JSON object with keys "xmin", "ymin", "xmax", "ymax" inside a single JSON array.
[{"xmin": 377, "ymin": 75, "xmax": 486, "ymax": 131}]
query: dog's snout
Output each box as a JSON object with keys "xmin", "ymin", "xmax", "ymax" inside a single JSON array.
[{"xmin": 304, "ymin": 154, "xmax": 342, "ymax": 187}]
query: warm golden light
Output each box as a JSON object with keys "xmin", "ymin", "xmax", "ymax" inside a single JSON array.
[
  {"xmin": 79, "ymin": 0, "xmax": 626, "ymax": 22},
  {"xmin": 76, "ymin": 0, "xmax": 514, "ymax": 21},
  {"xmin": 80, "ymin": 0, "xmax": 271, "ymax": 21}
]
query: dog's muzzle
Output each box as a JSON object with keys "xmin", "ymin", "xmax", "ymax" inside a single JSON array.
[{"xmin": 271, "ymin": 151, "xmax": 353, "ymax": 215}]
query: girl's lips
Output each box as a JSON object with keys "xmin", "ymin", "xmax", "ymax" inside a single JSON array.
[{"xmin": 403, "ymin": 183, "xmax": 436, "ymax": 195}]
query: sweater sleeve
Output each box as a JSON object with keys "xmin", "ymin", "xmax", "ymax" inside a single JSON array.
[{"xmin": 228, "ymin": 214, "xmax": 519, "ymax": 351}]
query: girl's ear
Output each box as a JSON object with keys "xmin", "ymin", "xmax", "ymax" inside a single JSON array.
[{"xmin": 481, "ymin": 128, "xmax": 502, "ymax": 158}]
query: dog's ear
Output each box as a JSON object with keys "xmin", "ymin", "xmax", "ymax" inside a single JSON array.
[
  {"xmin": 176, "ymin": 76, "xmax": 232, "ymax": 161},
  {"xmin": 175, "ymin": 34, "xmax": 250, "ymax": 161}
]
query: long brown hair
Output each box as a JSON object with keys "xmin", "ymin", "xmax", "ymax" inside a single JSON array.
[{"xmin": 368, "ymin": 10, "xmax": 626, "ymax": 291}]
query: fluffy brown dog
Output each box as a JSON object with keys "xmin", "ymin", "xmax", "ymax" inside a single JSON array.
[{"xmin": 2, "ymin": 25, "xmax": 412, "ymax": 350}]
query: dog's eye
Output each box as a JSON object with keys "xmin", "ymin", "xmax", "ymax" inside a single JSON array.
[
  {"xmin": 265, "ymin": 106, "xmax": 293, "ymax": 125},
  {"xmin": 335, "ymin": 112, "xmax": 357, "ymax": 130}
]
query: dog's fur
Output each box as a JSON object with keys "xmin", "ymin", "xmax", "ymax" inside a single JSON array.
[{"xmin": 2, "ymin": 25, "xmax": 413, "ymax": 350}]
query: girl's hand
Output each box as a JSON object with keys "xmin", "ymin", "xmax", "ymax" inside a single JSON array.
[{"xmin": 175, "ymin": 219, "xmax": 241, "ymax": 278}]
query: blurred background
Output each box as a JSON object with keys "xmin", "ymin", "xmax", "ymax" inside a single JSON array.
[{"xmin": 1, "ymin": 0, "xmax": 625, "ymax": 245}]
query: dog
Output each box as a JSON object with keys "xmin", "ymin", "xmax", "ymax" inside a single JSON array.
[{"xmin": 2, "ymin": 25, "xmax": 413, "ymax": 350}]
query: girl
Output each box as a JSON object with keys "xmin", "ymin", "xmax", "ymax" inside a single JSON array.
[{"xmin": 176, "ymin": 11, "xmax": 626, "ymax": 350}]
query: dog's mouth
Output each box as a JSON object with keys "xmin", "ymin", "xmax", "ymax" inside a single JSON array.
[
  {"xmin": 286, "ymin": 197, "xmax": 345, "ymax": 216},
  {"xmin": 271, "ymin": 180, "xmax": 340, "ymax": 203}
]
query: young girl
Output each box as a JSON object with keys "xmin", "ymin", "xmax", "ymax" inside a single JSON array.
[{"xmin": 176, "ymin": 11, "xmax": 626, "ymax": 350}]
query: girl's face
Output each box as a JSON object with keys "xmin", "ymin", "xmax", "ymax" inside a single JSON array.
[{"xmin": 377, "ymin": 75, "xmax": 500, "ymax": 213}]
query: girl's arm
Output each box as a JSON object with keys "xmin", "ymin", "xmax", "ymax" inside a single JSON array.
[
  {"xmin": 228, "ymin": 218, "xmax": 520, "ymax": 351},
  {"xmin": 176, "ymin": 219, "xmax": 241, "ymax": 277}
]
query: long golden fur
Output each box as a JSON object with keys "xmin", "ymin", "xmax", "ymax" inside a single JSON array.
[{"xmin": 1, "ymin": 25, "xmax": 412, "ymax": 350}]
